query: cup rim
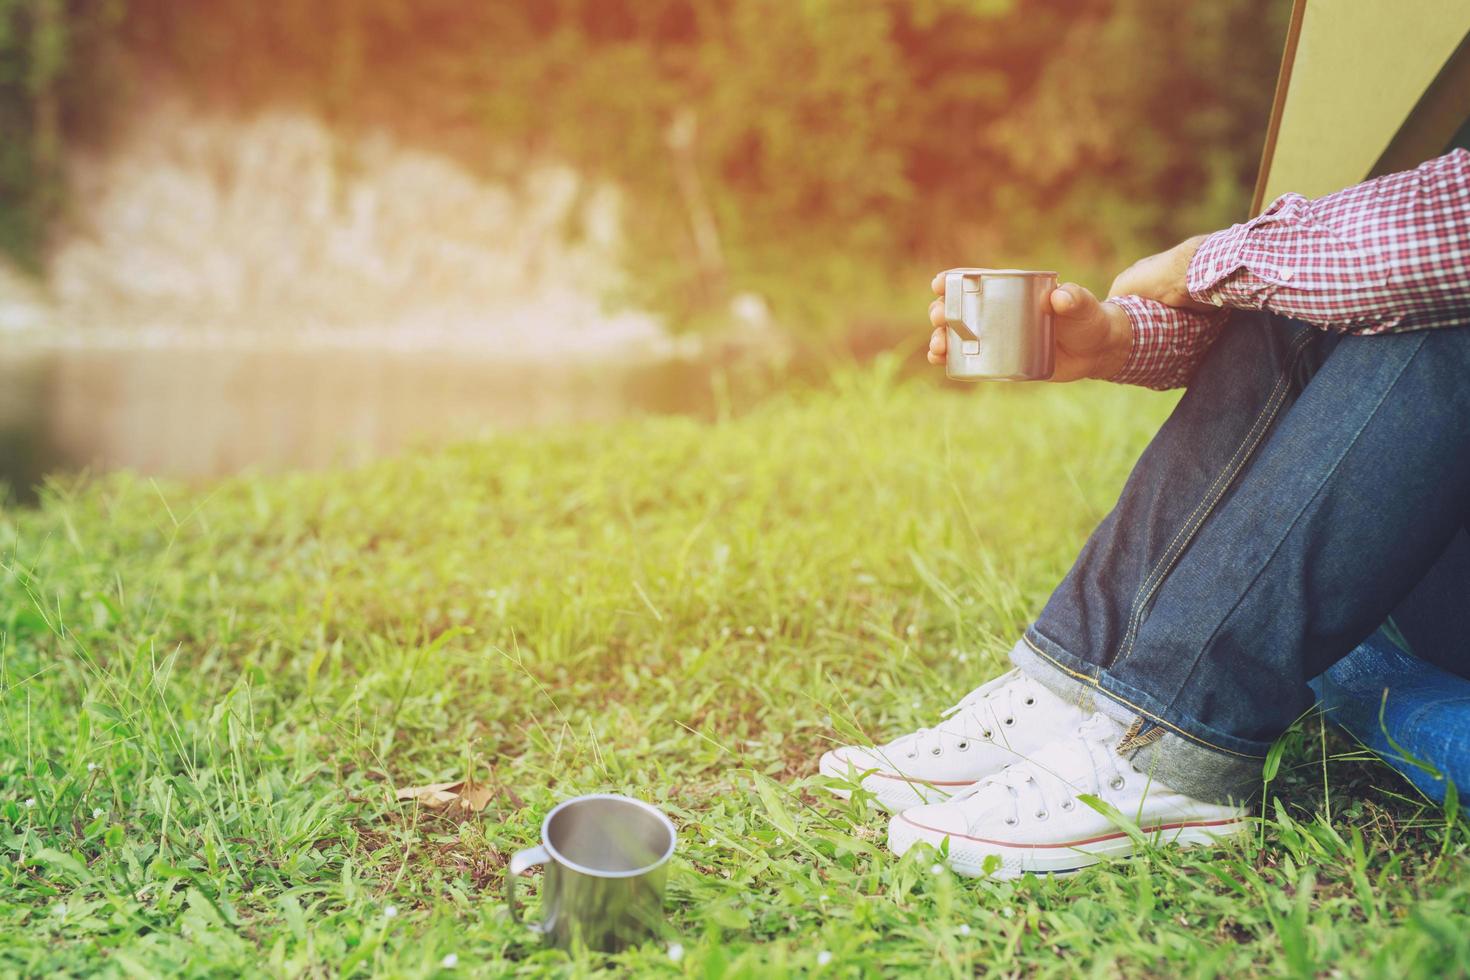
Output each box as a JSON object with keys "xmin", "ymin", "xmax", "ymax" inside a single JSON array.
[
  {"xmin": 540, "ymin": 793, "xmax": 678, "ymax": 879},
  {"xmin": 941, "ymin": 267, "xmax": 1058, "ymax": 277}
]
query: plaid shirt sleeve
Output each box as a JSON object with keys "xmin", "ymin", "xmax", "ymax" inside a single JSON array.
[
  {"xmin": 1187, "ymin": 149, "xmax": 1470, "ymax": 332},
  {"xmin": 1108, "ymin": 295, "xmax": 1229, "ymax": 391}
]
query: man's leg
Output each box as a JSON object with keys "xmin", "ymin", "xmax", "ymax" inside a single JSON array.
[
  {"xmin": 1384, "ymin": 528, "xmax": 1470, "ymax": 679},
  {"xmin": 822, "ymin": 313, "xmax": 1330, "ymax": 814},
  {"xmin": 1017, "ymin": 316, "xmax": 1470, "ymax": 802},
  {"xmin": 887, "ymin": 316, "xmax": 1470, "ymax": 878},
  {"xmin": 1309, "ymin": 529, "xmax": 1470, "ymax": 803}
]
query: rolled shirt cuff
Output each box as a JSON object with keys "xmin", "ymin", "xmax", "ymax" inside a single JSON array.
[
  {"xmin": 1107, "ymin": 295, "xmax": 1229, "ymax": 391},
  {"xmin": 1186, "ymin": 194, "xmax": 1310, "ymax": 310}
]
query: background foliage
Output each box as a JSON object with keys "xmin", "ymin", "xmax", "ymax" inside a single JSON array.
[
  {"xmin": 3, "ymin": 0, "xmax": 1287, "ymax": 328},
  {"xmin": 0, "ymin": 0, "xmax": 120, "ymax": 269}
]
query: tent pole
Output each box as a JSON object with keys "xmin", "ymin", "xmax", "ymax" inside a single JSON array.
[{"xmin": 1251, "ymin": 0, "xmax": 1309, "ymax": 216}]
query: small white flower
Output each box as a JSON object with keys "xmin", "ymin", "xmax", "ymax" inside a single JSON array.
[
  {"xmin": 86, "ymin": 763, "xmax": 97, "ymax": 772},
  {"xmin": 958, "ymin": 653, "xmax": 969, "ymax": 663},
  {"xmin": 440, "ymin": 953, "xmax": 458, "ymax": 968},
  {"xmin": 91, "ymin": 808, "xmax": 103, "ymax": 818},
  {"xmin": 383, "ymin": 905, "xmax": 398, "ymax": 919},
  {"xmin": 24, "ymin": 798, "xmax": 35, "ymax": 809},
  {"xmin": 721, "ymin": 627, "xmax": 731, "ymax": 638},
  {"xmin": 958, "ymin": 923, "xmax": 972, "ymax": 935},
  {"xmin": 54, "ymin": 903, "xmax": 66, "ymax": 918},
  {"xmin": 905, "ymin": 625, "xmax": 917, "ymax": 636},
  {"xmin": 1001, "ymin": 906, "xmax": 1015, "ymax": 918},
  {"xmin": 816, "ymin": 951, "xmax": 833, "ymax": 966},
  {"xmin": 930, "ymin": 863, "xmax": 944, "ymax": 875},
  {"xmin": 773, "ymin": 837, "xmax": 783, "ymax": 846},
  {"xmin": 744, "ymin": 626, "xmax": 756, "ymax": 636},
  {"xmin": 705, "ymin": 838, "xmax": 715, "ymax": 847},
  {"xmin": 818, "ymin": 892, "xmax": 829, "ymax": 902},
  {"xmin": 667, "ymin": 942, "xmax": 685, "ymax": 962}
]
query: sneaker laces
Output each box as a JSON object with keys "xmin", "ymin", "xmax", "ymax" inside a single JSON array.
[
  {"xmin": 948, "ymin": 713, "xmax": 1132, "ymax": 827},
  {"xmin": 893, "ymin": 669, "xmax": 1045, "ymax": 759}
]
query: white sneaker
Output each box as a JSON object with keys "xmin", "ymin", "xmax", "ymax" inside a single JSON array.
[
  {"xmin": 887, "ymin": 712, "xmax": 1247, "ymax": 878},
  {"xmin": 818, "ymin": 668, "xmax": 1090, "ymax": 812}
]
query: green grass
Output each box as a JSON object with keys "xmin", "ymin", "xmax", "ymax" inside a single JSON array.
[{"xmin": 0, "ymin": 358, "xmax": 1465, "ymax": 977}]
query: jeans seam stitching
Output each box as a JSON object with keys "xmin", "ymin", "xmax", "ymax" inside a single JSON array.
[
  {"xmin": 1169, "ymin": 331, "xmax": 1431, "ymax": 697},
  {"xmin": 1022, "ymin": 633, "xmax": 1265, "ymax": 759},
  {"xmin": 1118, "ymin": 330, "xmax": 1312, "ymax": 655},
  {"xmin": 1116, "ymin": 330, "xmax": 1315, "ymax": 662},
  {"xmin": 1115, "ymin": 379, "xmax": 1282, "ymax": 658}
]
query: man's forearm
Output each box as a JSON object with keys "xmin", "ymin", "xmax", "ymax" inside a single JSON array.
[{"xmin": 1187, "ymin": 150, "xmax": 1470, "ymax": 333}]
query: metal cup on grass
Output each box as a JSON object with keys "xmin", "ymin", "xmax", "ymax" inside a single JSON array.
[
  {"xmin": 506, "ymin": 794, "xmax": 677, "ymax": 952},
  {"xmin": 942, "ymin": 268, "xmax": 1057, "ymax": 381}
]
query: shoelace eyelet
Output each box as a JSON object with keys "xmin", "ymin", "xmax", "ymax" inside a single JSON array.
[
  {"xmin": 1024, "ymin": 696, "xmax": 1035, "ymax": 706},
  {"xmin": 1003, "ymin": 717, "xmax": 1015, "ymax": 727},
  {"xmin": 931, "ymin": 747, "xmax": 942, "ymax": 756},
  {"xmin": 1109, "ymin": 776, "xmax": 1126, "ymax": 791},
  {"xmin": 907, "ymin": 752, "xmax": 917, "ymax": 759},
  {"xmin": 1004, "ymin": 816, "xmax": 1018, "ymax": 826},
  {"xmin": 1035, "ymin": 809, "xmax": 1048, "ymax": 821},
  {"xmin": 956, "ymin": 741, "xmax": 969, "ymax": 751},
  {"xmin": 982, "ymin": 730, "xmax": 993, "ymax": 739},
  {"xmin": 1061, "ymin": 800, "xmax": 1075, "ymax": 811}
]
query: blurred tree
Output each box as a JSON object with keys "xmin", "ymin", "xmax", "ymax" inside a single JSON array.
[
  {"xmin": 0, "ymin": 0, "xmax": 121, "ymax": 267},
  {"xmin": 3, "ymin": 0, "xmax": 1288, "ymax": 329}
]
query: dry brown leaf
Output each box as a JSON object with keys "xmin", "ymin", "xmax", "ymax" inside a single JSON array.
[{"xmin": 394, "ymin": 779, "xmax": 496, "ymax": 813}]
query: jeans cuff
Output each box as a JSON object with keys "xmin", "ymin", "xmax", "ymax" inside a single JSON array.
[{"xmin": 1010, "ymin": 634, "xmax": 1263, "ymax": 804}]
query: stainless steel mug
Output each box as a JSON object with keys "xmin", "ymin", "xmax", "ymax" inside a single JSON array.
[
  {"xmin": 942, "ymin": 268, "xmax": 1057, "ymax": 381},
  {"xmin": 506, "ymin": 794, "xmax": 677, "ymax": 952}
]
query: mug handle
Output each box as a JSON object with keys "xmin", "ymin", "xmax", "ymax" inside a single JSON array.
[
  {"xmin": 506, "ymin": 845, "xmax": 549, "ymax": 933},
  {"xmin": 944, "ymin": 271, "xmax": 981, "ymax": 341}
]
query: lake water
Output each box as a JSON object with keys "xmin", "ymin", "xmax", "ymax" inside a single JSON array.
[{"xmin": 0, "ymin": 342, "xmax": 772, "ymax": 499}]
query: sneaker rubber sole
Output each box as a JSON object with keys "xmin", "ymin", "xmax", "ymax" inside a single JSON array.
[{"xmin": 887, "ymin": 809, "xmax": 1249, "ymax": 878}]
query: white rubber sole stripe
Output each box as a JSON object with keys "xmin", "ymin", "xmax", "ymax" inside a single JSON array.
[{"xmin": 888, "ymin": 814, "xmax": 1248, "ymax": 879}]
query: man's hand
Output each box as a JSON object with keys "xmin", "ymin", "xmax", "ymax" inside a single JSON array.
[
  {"xmin": 1107, "ymin": 234, "xmax": 1211, "ymax": 310},
  {"xmin": 926, "ymin": 275, "xmax": 1132, "ymax": 382}
]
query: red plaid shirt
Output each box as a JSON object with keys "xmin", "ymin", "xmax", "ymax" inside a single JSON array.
[{"xmin": 1110, "ymin": 149, "xmax": 1470, "ymax": 390}]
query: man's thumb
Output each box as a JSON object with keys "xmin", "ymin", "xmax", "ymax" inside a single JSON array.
[{"xmin": 1051, "ymin": 283, "xmax": 1097, "ymax": 318}]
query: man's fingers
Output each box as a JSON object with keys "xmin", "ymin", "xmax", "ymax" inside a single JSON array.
[
  {"xmin": 928, "ymin": 325, "xmax": 947, "ymax": 363},
  {"xmin": 929, "ymin": 298, "xmax": 947, "ymax": 329},
  {"xmin": 931, "ymin": 272, "xmax": 945, "ymax": 296},
  {"xmin": 1107, "ymin": 261, "xmax": 1141, "ymax": 299}
]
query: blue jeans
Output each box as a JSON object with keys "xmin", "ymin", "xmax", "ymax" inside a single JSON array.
[
  {"xmin": 1011, "ymin": 312, "xmax": 1470, "ymax": 802},
  {"xmin": 1312, "ymin": 628, "xmax": 1470, "ymax": 803}
]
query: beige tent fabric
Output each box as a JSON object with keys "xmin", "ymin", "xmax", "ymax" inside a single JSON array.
[{"xmin": 1255, "ymin": 0, "xmax": 1470, "ymax": 208}]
